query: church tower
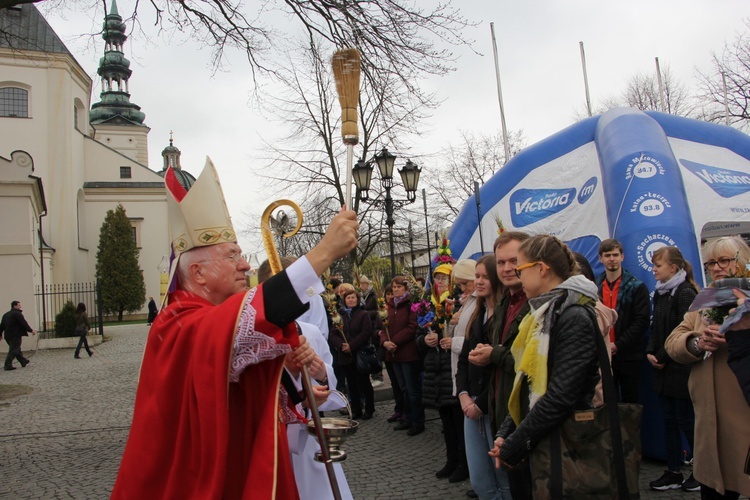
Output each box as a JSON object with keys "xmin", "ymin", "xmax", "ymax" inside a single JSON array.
[{"xmin": 89, "ymin": 0, "xmax": 150, "ymax": 166}]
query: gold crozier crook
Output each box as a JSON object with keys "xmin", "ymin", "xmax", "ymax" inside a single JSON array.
[{"xmin": 260, "ymin": 200, "xmax": 342, "ymax": 500}]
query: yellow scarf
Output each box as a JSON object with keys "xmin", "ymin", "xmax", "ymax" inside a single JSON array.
[{"xmin": 507, "ymin": 301, "xmax": 551, "ymax": 425}]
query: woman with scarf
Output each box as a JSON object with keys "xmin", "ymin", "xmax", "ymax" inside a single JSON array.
[
  {"xmin": 489, "ymin": 235, "xmax": 600, "ymax": 497},
  {"xmin": 456, "ymin": 254, "xmax": 510, "ymax": 499},
  {"xmin": 333, "ymin": 288, "xmax": 375, "ymax": 420},
  {"xmin": 645, "ymin": 246, "xmax": 700, "ymax": 492},
  {"xmin": 380, "ymin": 276, "xmax": 423, "ymax": 434}
]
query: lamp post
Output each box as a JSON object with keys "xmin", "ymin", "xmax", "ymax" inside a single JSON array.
[{"xmin": 353, "ymin": 148, "xmax": 421, "ymax": 280}]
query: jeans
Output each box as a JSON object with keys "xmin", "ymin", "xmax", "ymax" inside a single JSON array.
[
  {"xmin": 464, "ymin": 415, "xmax": 511, "ymax": 500},
  {"xmin": 342, "ymin": 362, "xmax": 374, "ymax": 415},
  {"xmin": 391, "ymin": 361, "xmax": 424, "ymax": 426},
  {"xmin": 658, "ymin": 394, "xmax": 695, "ymax": 472},
  {"xmin": 385, "ymin": 361, "xmax": 404, "ymax": 415},
  {"xmin": 75, "ymin": 334, "xmax": 92, "ymax": 357}
]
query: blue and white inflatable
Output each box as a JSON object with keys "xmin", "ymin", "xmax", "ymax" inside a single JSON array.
[
  {"xmin": 448, "ymin": 107, "xmax": 750, "ymax": 459},
  {"xmin": 451, "ymin": 107, "xmax": 750, "ymax": 287}
]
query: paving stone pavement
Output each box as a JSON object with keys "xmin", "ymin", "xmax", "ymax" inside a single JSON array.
[{"xmin": 0, "ymin": 324, "xmax": 704, "ymax": 499}]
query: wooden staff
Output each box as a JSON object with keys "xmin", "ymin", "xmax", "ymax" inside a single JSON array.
[
  {"xmin": 261, "ymin": 200, "xmax": 342, "ymax": 500},
  {"xmin": 332, "ymin": 48, "xmax": 361, "ymax": 211}
]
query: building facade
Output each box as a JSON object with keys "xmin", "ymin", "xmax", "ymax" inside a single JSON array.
[{"xmin": 0, "ymin": 2, "xmax": 183, "ymax": 331}]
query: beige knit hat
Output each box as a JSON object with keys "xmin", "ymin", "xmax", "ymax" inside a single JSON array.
[{"xmin": 452, "ymin": 259, "xmax": 477, "ymax": 280}]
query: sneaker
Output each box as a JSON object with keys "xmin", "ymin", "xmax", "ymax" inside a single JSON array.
[
  {"xmin": 649, "ymin": 470, "xmax": 683, "ymax": 491},
  {"xmin": 371, "ymin": 379, "xmax": 384, "ymax": 388},
  {"xmin": 681, "ymin": 473, "xmax": 700, "ymax": 492}
]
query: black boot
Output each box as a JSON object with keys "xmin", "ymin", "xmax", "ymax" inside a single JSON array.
[{"xmin": 435, "ymin": 462, "xmax": 457, "ymax": 479}]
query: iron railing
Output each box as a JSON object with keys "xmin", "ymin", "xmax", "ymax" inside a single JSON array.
[{"xmin": 34, "ymin": 282, "xmax": 102, "ymax": 338}]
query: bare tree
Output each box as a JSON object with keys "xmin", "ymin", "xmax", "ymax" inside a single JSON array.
[
  {"xmin": 244, "ymin": 35, "xmax": 435, "ymax": 274},
  {"xmin": 424, "ymin": 130, "xmax": 526, "ymax": 220},
  {"xmin": 9, "ymin": 0, "xmax": 474, "ymax": 89},
  {"xmin": 696, "ymin": 20, "xmax": 750, "ymax": 130},
  {"xmin": 571, "ymin": 65, "xmax": 694, "ymax": 120}
]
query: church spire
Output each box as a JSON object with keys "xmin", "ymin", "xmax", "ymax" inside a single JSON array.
[{"xmin": 89, "ymin": 0, "xmax": 146, "ymax": 125}]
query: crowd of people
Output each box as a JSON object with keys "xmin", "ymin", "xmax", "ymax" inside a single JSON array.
[
  {"xmin": 320, "ymin": 233, "xmax": 750, "ymax": 500},
  {"xmin": 108, "ymin": 161, "xmax": 750, "ymax": 500}
]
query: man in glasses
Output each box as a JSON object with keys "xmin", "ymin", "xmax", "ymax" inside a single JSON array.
[
  {"xmin": 112, "ymin": 159, "xmax": 359, "ymax": 499},
  {"xmin": 595, "ymin": 238, "xmax": 650, "ymax": 404}
]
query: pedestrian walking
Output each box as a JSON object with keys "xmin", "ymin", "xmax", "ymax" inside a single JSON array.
[
  {"xmin": 73, "ymin": 303, "xmax": 94, "ymax": 359},
  {"xmin": 0, "ymin": 300, "xmax": 35, "ymax": 370},
  {"xmin": 146, "ymin": 296, "xmax": 157, "ymax": 325}
]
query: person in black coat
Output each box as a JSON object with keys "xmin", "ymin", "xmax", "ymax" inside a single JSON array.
[
  {"xmin": 645, "ymin": 247, "xmax": 700, "ymax": 491},
  {"xmin": 0, "ymin": 300, "xmax": 35, "ymax": 370},
  {"xmin": 330, "ymin": 289, "xmax": 375, "ymax": 420},
  {"xmin": 417, "ymin": 265, "xmax": 468, "ymax": 483},
  {"xmin": 147, "ymin": 297, "xmax": 158, "ymax": 325}
]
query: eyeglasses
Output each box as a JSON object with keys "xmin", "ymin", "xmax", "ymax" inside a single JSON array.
[
  {"xmin": 433, "ymin": 275, "xmax": 450, "ymax": 283},
  {"xmin": 514, "ymin": 261, "xmax": 543, "ymax": 278},
  {"xmin": 703, "ymin": 257, "xmax": 734, "ymax": 272}
]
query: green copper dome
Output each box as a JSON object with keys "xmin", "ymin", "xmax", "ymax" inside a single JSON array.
[{"xmin": 89, "ymin": 0, "xmax": 145, "ymax": 126}]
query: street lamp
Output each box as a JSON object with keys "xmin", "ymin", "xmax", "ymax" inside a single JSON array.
[{"xmin": 353, "ymin": 148, "xmax": 422, "ymax": 280}]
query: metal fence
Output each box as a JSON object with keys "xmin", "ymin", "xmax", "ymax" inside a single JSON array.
[{"xmin": 34, "ymin": 282, "xmax": 103, "ymax": 338}]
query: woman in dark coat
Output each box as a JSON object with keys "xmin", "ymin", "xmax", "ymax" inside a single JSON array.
[
  {"xmin": 147, "ymin": 297, "xmax": 158, "ymax": 325},
  {"xmin": 331, "ymin": 289, "xmax": 375, "ymax": 420},
  {"xmin": 418, "ymin": 263, "xmax": 468, "ymax": 482},
  {"xmin": 379, "ymin": 276, "xmax": 423, "ymax": 434},
  {"xmin": 645, "ymin": 246, "xmax": 700, "ymax": 492},
  {"xmin": 74, "ymin": 302, "xmax": 93, "ymax": 358}
]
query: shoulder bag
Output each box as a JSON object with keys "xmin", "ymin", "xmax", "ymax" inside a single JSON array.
[
  {"xmin": 529, "ymin": 306, "xmax": 642, "ymax": 499},
  {"xmin": 356, "ymin": 342, "xmax": 381, "ymax": 375}
]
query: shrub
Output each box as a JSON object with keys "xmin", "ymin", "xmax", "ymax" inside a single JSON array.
[{"xmin": 54, "ymin": 301, "xmax": 77, "ymax": 338}]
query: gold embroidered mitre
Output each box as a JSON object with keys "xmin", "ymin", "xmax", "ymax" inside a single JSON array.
[{"xmin": 166, "ymin": 157, "xmax": 236, "ymax": 256}]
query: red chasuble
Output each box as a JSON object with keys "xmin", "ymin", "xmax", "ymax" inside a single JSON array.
[{"xmin": 112, "ymin": 287, "xmax": 300, "ymax": 499}]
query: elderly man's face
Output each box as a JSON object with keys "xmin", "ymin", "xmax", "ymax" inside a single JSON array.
[{"xmin": 198, "ymin": 243, "xmax": 251, "ymax": 304}]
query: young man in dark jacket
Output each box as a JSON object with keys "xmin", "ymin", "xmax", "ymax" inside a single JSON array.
[
  {"xmin": 595, "ymin": 238, "xmax": 650, "ymax": 404},
  {"xmin": 0, "ymin": 300, "xmax": 36, "ymax": 370}
]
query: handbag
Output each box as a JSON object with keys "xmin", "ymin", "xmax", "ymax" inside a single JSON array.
[
  {"xmin": 356, "ymin": 342, "xmax": 381, "ymax": 375},
  {"xmin": 529, "ymin": 306, "xmax": 642, "ymax": 499}
]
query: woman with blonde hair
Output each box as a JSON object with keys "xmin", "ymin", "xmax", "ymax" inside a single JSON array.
[{"xmin": 665, "ymin": 236, "xmax": 750, "ymax": 498}]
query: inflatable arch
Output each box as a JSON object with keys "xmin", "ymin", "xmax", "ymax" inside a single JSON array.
[{"xmin": 448, "ymin": 107, "xmax": 750, "ymax": 459}]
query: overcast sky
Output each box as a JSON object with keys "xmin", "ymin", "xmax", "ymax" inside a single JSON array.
[{"xmin": 41, "ymin": 0, "xmax": 749, "ymax": 256}]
